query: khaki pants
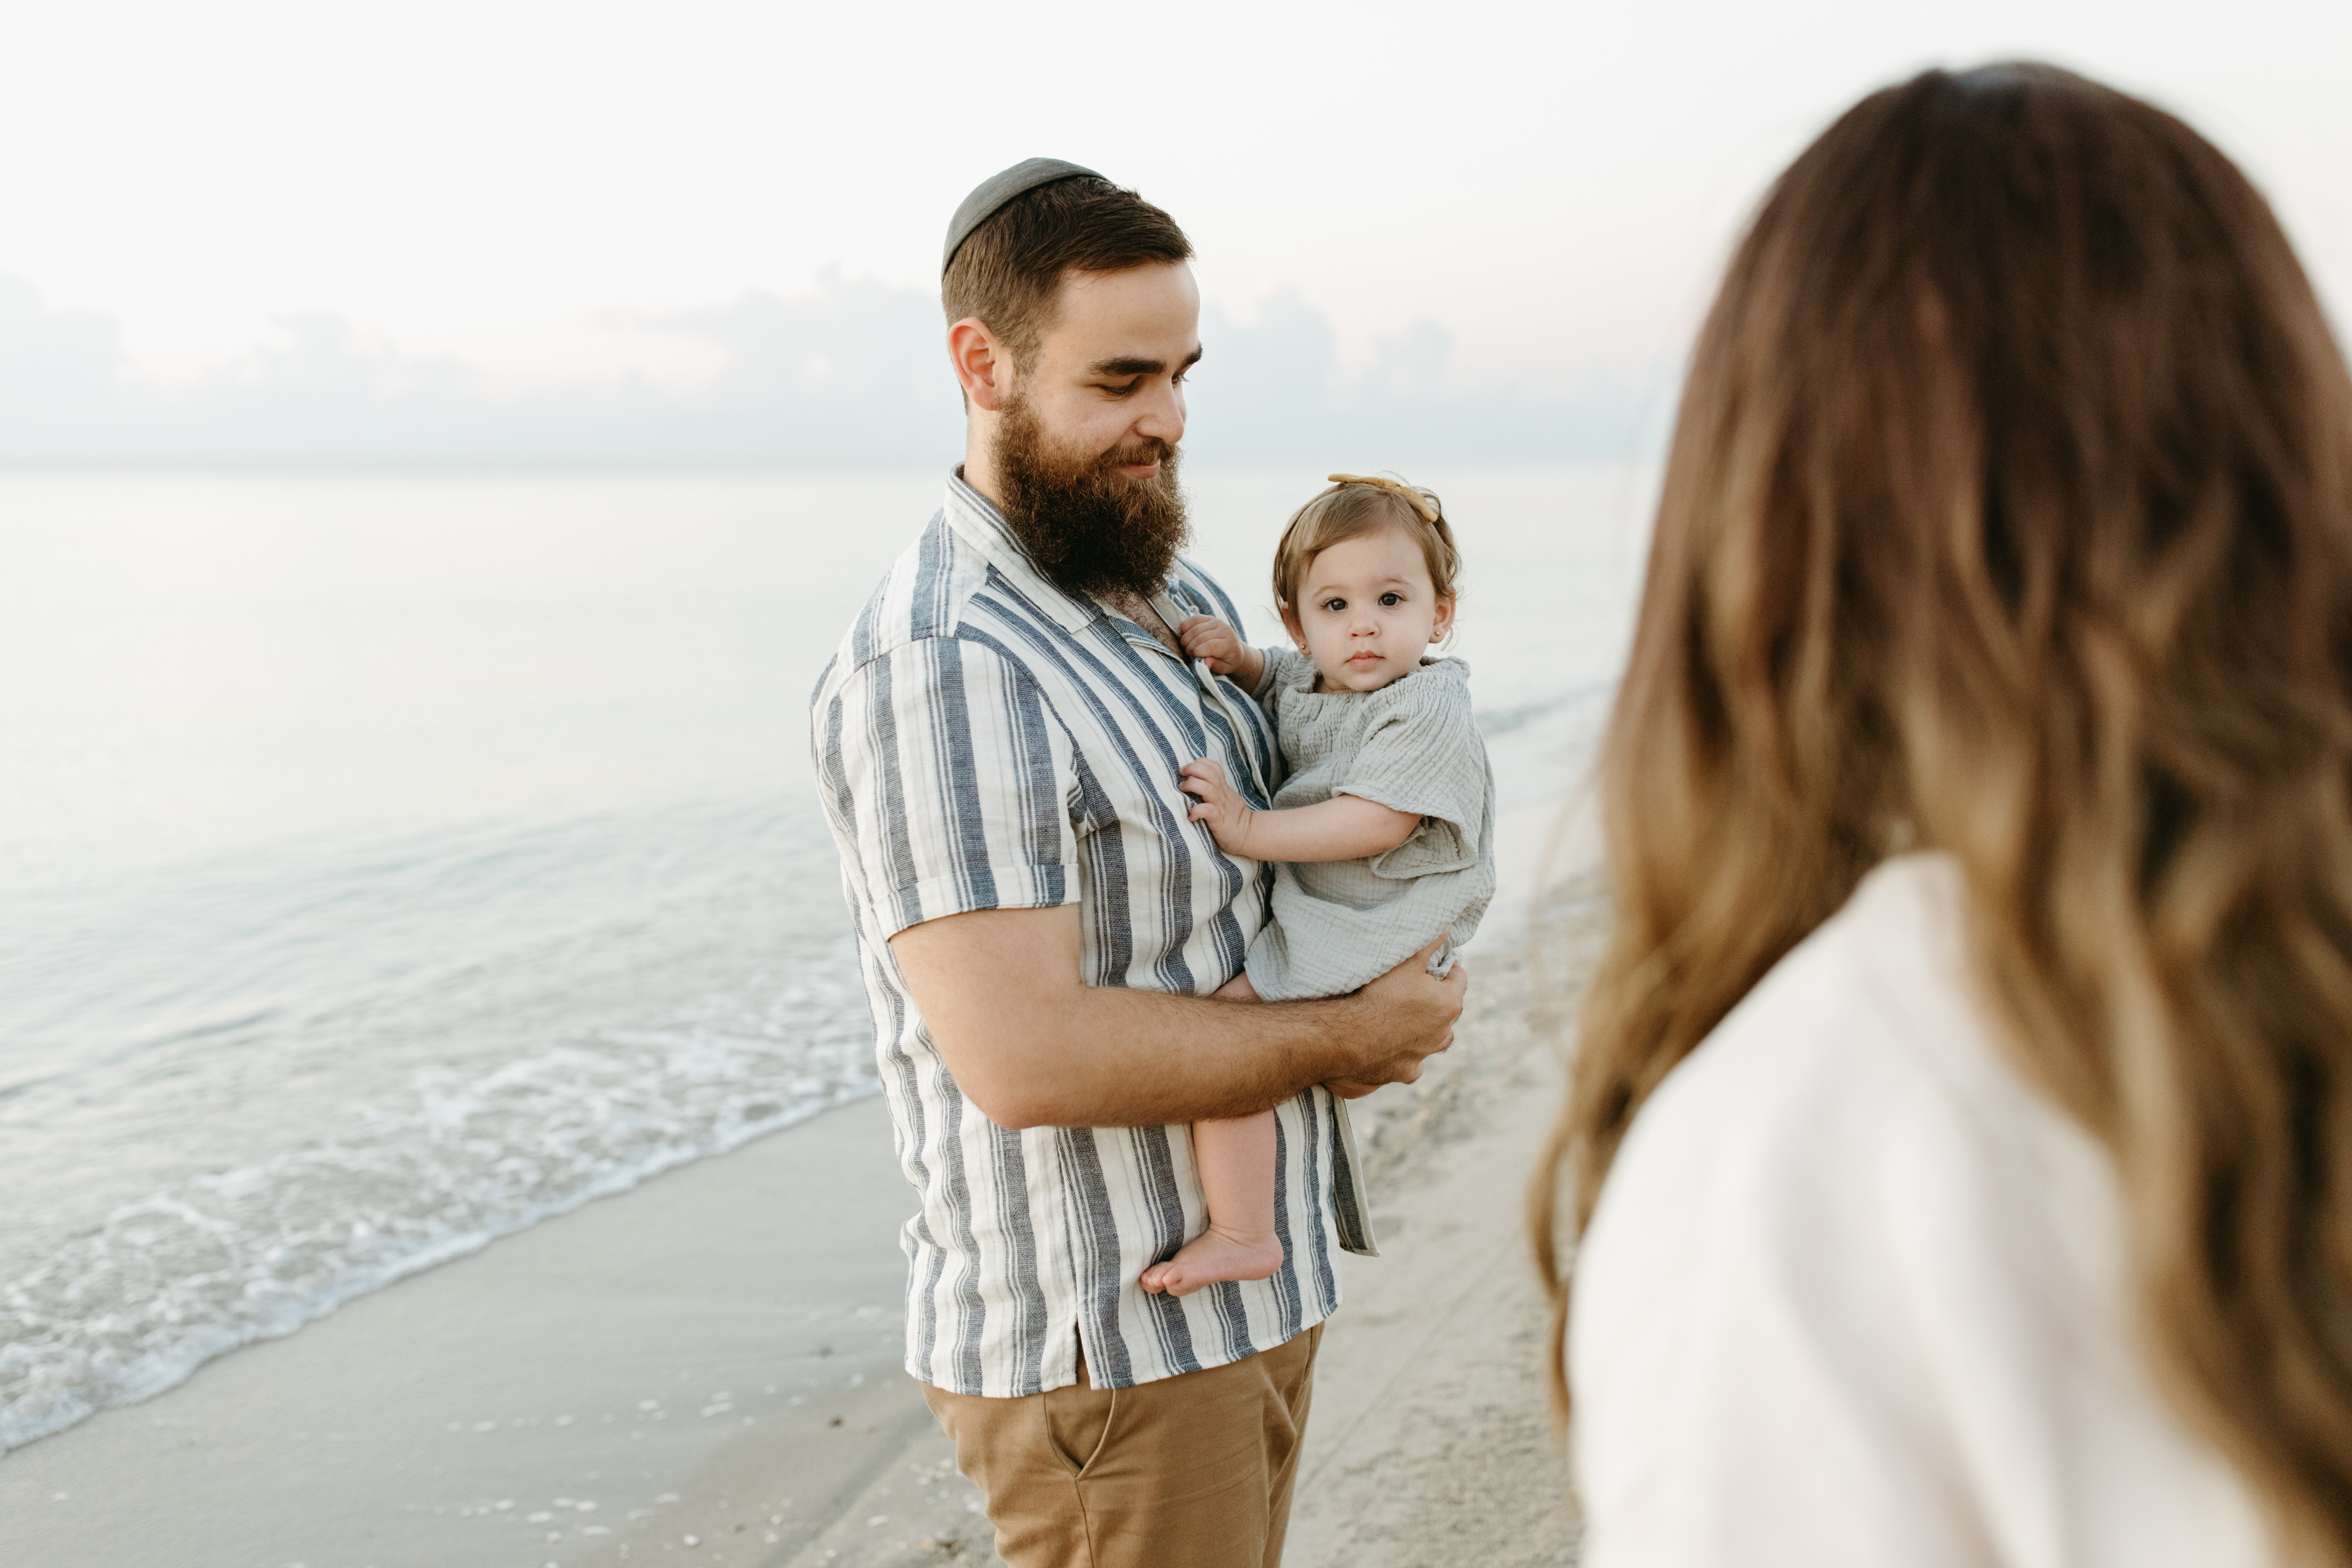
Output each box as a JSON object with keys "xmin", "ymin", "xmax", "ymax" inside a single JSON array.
[{"xmin": 921, "ymin": 1323, "xmax": 1324, "ymax": 1567}]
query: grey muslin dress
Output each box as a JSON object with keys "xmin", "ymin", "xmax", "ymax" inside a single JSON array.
[
  {"xmin": 1245, "ymin": 647, "xmax": 1498, "ymax": 1000},
  {"xmin": 1242, "ymin": 647, "xmax": 1497, "ymax": 1255}
]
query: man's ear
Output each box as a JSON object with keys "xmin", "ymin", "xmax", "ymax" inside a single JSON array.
[
  {"xmin": 948, "ymin": 318, "xmax": 1012, "ymax": 413},
  {"xmin": 1429, "ymin": 593, "xmax": 1457, "ymax": 643}
]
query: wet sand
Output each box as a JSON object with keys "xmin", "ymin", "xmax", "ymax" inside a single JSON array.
[{"xmin": 0, "ymin": 802, "xmax": 1599, "ymax": 1568}]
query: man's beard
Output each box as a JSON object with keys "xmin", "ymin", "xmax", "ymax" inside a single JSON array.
[{"xmin": 993, "ymin": 392, "xmax": 1191, "ymax": 601}]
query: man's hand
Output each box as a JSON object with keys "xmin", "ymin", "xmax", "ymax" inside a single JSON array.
[
  {"xmin": 1327, "ymin": 935, "xmax": 1466, "ymax": 1098},
  {"xmin": 1177, "ymin": 615, "xmax": 1265, "ymax": 689},
  {"xmin": 1180, "ymin": 758, "xmax": 1254, "ymax": 855}
]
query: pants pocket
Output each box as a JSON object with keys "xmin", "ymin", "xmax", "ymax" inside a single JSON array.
[{"xmin": 1042, "ymin": 1378, "xmax": 1118, "ymax": 1477}]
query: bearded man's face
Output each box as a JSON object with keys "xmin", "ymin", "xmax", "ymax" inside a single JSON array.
[
  {"xmin": 993, "ymin": 388, "xmax": 1191, "ymax": 601},
  {"xmin": 970, "ymin": 261, "xmax": 1200, "ymax": 601}
]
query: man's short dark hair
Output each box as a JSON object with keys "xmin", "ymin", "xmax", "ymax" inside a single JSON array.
[{"xmin": 942, "ymin": 176, "xmax": 1193, "ymax": 370}]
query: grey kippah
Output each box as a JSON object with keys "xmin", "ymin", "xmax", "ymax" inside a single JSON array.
[{"xmin": 942, "ymin": 157, "xmax": 1105, "ymax": 275}]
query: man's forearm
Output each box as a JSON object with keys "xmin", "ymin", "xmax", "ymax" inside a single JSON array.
[
  {"xmin": 890, "ymin": 905, "xmax": 1460, "ymax": 1133},
  {"xmin": 989, "ymin": 986, "xmax": 1372, "ymax": 1129}
]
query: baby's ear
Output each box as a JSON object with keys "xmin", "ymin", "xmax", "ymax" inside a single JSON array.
[{"xmin": 1429, "ymin": 593, "xmax": 1458, "ymax": 641}]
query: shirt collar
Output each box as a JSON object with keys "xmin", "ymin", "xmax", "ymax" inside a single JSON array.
[{"xmin": 942, "ymin": 469, "xmax": 1106, "ymax": 636}]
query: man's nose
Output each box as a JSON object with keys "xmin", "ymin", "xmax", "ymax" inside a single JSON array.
[{"xmin": 1131, "ymin": 381, "xmax": 1185, "ymax": 446}]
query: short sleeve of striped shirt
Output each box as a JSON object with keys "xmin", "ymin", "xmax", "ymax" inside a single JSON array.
[{"xmin": 825, "ymin": 634, "xmax": 1079, "ymax": 940}]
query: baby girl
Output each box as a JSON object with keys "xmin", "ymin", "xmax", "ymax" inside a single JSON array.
[{"xmin": 1141, "ymin": 474, "xmax": 1497, "ymax": 1296}]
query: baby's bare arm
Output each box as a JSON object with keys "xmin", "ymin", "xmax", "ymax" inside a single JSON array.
[
  {"xmin": 1236, "ymin": 794, "xmax": 1420, "ymax": 862},
  {"xmin": 1181, "ymin": 760, "xmax": 1421, "ymax": 863}
]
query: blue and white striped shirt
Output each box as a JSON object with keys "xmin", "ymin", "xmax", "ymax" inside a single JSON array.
[{"xmin": 809, "ymin": 473, "xmax": 1349, "ymax": 1398}]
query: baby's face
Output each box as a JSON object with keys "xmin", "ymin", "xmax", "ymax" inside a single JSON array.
[{"xmin": 1282, "ymin": 527, "xmax": 1455, "ymax": 694}]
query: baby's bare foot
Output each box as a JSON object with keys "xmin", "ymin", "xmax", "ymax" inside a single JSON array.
[{"xmin": 1138, "ymin": 1225, "xmax": 1286, "ymax": 1297}]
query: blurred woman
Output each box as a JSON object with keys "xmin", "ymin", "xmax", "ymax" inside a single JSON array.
[{"xmin": 1537, "ymin": 63, "xmax": 2352, "ymax": 1566}]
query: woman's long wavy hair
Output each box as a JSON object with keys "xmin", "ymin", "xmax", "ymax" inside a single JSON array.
[{"xmin": 1533, "ymin": 62, "xmax": 2352, "ymax": 1556}]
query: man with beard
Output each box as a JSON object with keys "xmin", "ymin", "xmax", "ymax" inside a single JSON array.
[{"xmin": 809, "ymin": 161, "xmax": 1467, "ymax": 1567}]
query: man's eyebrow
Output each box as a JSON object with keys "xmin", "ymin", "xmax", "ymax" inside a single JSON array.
[{"xmin": 1088, "ymin": 346, "xmax": 1205, "ymax": 378}]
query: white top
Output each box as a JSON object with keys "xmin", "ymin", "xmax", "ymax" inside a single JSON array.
[{"xmin": 1570, "ymin": 854, "xmax": 2276, "ymax": 1568}]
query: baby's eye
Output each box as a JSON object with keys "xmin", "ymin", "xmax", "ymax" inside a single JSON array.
[
  {"xmin": 1321, "ymin": 597, "xmax": 1346, "ymax": 614},
  {"xmin": 1379, "ymin": 592, "xmax": 1403, "ymax": 607}
]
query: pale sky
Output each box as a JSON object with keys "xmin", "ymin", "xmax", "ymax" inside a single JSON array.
[{"xmin": 2, "ymin": 0, "xmax": 2347, "ymax": 398}]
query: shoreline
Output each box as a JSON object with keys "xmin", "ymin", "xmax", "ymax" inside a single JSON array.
[
  {"xmin": 0, "ymin": 1094, "xmax": 926, "ymax": 1568},
  {"xmin": 0, "ymin": 1079, "xmax": 887, "ymax": 1462}
]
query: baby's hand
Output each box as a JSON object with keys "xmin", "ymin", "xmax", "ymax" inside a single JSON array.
[
  {"xmin": 1177, "ymin": 615, "xmax": 1261, "ymax": 685},
  {"xmin": 1180, "ymin": 758, "xmax": 1254, "ymax": 856}
]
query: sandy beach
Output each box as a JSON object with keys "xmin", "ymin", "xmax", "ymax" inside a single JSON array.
[{"xmin": 0, "ymin": 798, "xmax": 1599, "ymax": 1568}]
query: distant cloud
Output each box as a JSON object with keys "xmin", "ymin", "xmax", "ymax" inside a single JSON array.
[
  {"xmin": 0, "ymin": 272, "xmax": 1667, "ymax": 465},
  {"xmin": 0, "ymin": 275, "xmax": 137, "ymax": 457},
  {"xmin": 1190, "ymin": 289, "xmax": 1666, "ymax": 463}
]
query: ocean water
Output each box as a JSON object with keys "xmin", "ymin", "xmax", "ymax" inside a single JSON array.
[{"xmin": 0, "ymin": 463, "xmax": 1653, "ymax": 1453}]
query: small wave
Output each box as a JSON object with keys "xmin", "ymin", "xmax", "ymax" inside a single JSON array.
[{"xmin": 0, "ymin": 965, "xmax": 880, "ymax": 1453}]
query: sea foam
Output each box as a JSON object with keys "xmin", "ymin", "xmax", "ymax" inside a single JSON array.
[{"xmin": 0, "ymin": 969, "xmax": 878, "ymax": 1452}]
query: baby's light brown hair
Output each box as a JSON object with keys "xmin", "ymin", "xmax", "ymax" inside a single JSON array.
[{"xmin": 1270, "ymin": 475, "xmax": 1462, "ymax": 619}]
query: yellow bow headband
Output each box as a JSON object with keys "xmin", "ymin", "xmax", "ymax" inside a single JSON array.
[{"xmin": 1326, "ymin": 473, "xmax": 1440, "ymax": 524}]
